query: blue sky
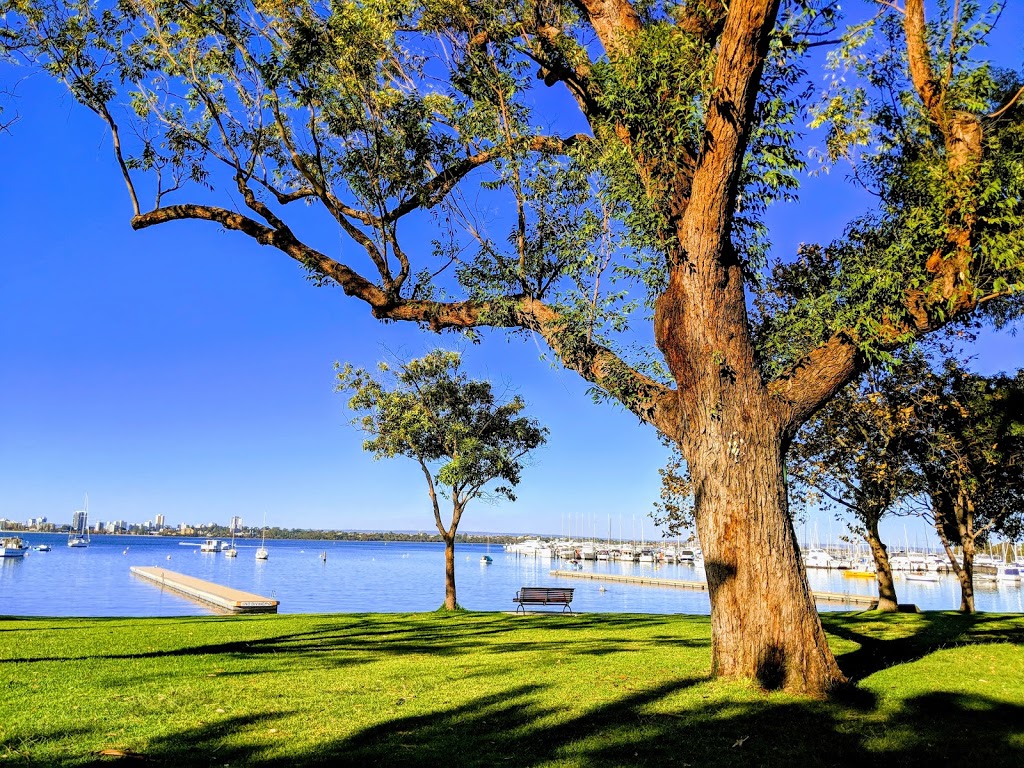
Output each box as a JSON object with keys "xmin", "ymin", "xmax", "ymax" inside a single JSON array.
[{"xmin": 1, "ymin": 8, "xmax": 1022, "ymax": 542}]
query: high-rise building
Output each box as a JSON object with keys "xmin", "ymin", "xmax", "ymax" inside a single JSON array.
[
  {"xmin": 71, "ymin": 510, "xmax": 87, "ymax": 534},
  {"xmin": 230, "ymin": 515, "xmax": 243, "ymax": 533},
  {"xmin": 154, "ymin": 514, "xmax": 165, "ymax": 529}
]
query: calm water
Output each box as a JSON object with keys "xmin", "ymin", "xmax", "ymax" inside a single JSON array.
[{"xmin": 1, "ymin": 533, "xmax": 1022, "ymax": 617}]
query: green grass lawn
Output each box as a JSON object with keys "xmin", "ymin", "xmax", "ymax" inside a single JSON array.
[{"xmin": 1, "ymin": 610, "xmax": 1022, "ymax": 766}]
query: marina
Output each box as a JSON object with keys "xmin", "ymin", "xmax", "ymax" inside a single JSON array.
[{"xmin": 0, "ymin": 533, "xmax": 1022, "ymax": 617}]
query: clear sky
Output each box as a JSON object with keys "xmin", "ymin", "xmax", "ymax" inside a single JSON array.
[{"xmin": 1, "ymin": 7, "xmax": 1022, "ymax": 543}]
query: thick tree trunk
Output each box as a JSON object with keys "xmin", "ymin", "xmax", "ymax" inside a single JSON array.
[
  {"xmin": 442, "ymin": 535, "xmax": 458, "ymax": 610},
  {"xmin": 866, "ymin": 519, "xmax": 899, "ymax": 612},
  {"xmin": 686, "ymin": 424, "xmax": 846, "ymax": 693},
  {"xmin": 647, "ymin": 0, "xmax": 843, "ymax": 695}
]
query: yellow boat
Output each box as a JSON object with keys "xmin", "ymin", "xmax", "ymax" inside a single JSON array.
[{"xmin": 843, "ymin": 569, "xmax": 876, "ymax": 578}]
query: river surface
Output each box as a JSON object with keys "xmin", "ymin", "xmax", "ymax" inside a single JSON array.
[{"xmin": 1, "ymin": 533, "xmax": 1022, "ymax": 617}]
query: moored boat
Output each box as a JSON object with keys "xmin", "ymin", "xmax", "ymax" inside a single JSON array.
[
  {"xmin": 1, "ymin": 536, "xmax": 29, "ymax": 558},
  {"xmin": 802, "ymin": 549, "xmax": 842, "ymax": 569},
  {"xmin": 68, "ymin": 495, "xmax": 91, "ymax": 548},
  {"xmin": 843, "ymin": 569, "xmax": 876, "ymax": 578},
  {"xmin": 255, "ymin": 519, "xmax": 269, "ymax": 560},
  {"xmin": 996, "ymin": 564, "xmax": 1021, "ymax": 583}
]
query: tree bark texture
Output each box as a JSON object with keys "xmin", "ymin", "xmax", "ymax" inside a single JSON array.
[
  {"xmin": 443, "ymin": 535, "xmax": 458, "ymax": 611},
  {"xmin": 957, "ymin": 540, "xmax": 976, "ymax": 614},
  {"xmin": 684, "ymin": 422, "xmax": 845, "ymax": 692},
  {"xmin": 956, "ymin": 497, "xmax": 978, "ymax": 614},
  {"xmin": 866, "ymin": 520, "xmax": 899, "ymax": 612}
]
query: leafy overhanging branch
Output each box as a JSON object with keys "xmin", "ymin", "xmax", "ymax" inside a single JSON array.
[{"xmin": 131, "ymin": 200, "xmax": 680, "ymax": 435}]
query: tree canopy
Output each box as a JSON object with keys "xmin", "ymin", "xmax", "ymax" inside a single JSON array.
[{"xmin": 3, "ymin": 0, "xmax": 1020, "ymax": 421}]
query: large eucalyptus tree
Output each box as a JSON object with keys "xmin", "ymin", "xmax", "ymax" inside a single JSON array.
[{"xmin": 3, "ymin": 0, "xmax": 1023, "ymax": 693}]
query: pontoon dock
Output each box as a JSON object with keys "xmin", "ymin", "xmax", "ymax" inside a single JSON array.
[
  {"xmin": 549, "ymin": 569, "xmax": 879, "ymax": 606},
  {"xmin": 130, "ymin": 566, "xmax": 279, "ymax": 614}
]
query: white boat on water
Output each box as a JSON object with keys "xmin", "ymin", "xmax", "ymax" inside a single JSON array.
[
  {"xmin": 68, "ymin": 496, "xmax": 91, "ymax": 548},
  {"xmin": 223, "ymin": 532, "xmax": 238, "ymax": 558},
  {"xmin": 255, "ymin": 520, "xmax": 269, "ymax": 561},
  {"xmin": 996, "ymin": 564, "xmax": 1021, "ymax": 583},
  {"xmin": 34, "ymin": 543, "xmax": 52, "ymax": 552},
  {"xmin": 1, "ymin": 536, "xmax": 29, "ymax": 558},
  {"xmin": 200, "ymin": 539, "xmax": 224, "ymax": 553},
  {"xmin": 905, "ymin": 571, "xmax": 940, "ymax": 582},
  {"xmin": 802, "ymin": 549, "xmax": 842, "ymax": 569},
  {"xmin": 617, "ymin": 546, "xmax": 637, "ymax": 562}
]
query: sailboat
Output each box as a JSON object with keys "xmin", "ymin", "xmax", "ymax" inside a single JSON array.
[
  {"xmin": 255, "ymin": 518, "xmax": 269, "ymax": 560},
  {"xmin": 223, "ymin": 527, "xmax": 238, "ymax": 558},
  {"xmin": 67, "ymin": 495, "xmax": 90, "ymax": 548}
]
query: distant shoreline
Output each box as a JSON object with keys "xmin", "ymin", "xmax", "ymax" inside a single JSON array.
[{"xmin": 0, "ymin": 528, "xmax": 551, "ymax": 545}]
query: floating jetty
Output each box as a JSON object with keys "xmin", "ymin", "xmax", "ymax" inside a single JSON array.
[
  {"xmin": 549, "ymin": 570, "xmax": 879, "ymax": 607},
  {"xmin": 551, "ymin": 570, "xmax": 709, "ymax": 591},
  {"xmin": 130, "ymin": 566, "xmax": 279, "ymax": 614}
]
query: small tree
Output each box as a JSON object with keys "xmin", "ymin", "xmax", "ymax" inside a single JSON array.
[
  {"xmin": 789, "ymin": 360, "xmax": 925, "ymax": 613},
  {"xmin": 336, "ymin": 350, "xmax": 547, "ymax": 610},
  {"xmin": 907, "ymin": 363, "xmax": 1024, "ymax": 613}
]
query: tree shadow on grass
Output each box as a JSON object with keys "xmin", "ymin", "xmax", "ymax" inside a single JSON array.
[
  {"xmin": 0, "ymin": 613, "xmax": 710, "ymax": 668},
  {"xmin": 824, "ymin": 611, "xmax": 1024, "ymax": 682},
  {"xmin": 86, "ymin": 683, "xmax": 1024, "ymax": 767}
]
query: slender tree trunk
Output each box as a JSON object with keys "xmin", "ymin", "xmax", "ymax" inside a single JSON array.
[
  {"xmin": 686, "ymin": 424, "xmax": 846, "ymax": 693},
  {"xmin": 442, "ymin": 534, "xmax": 458, "ymax": 610},
  {"xmin": 865, "ymin": 518, "xmax": 898, "ymax": 612},
  {"xmin": 931, "ymin": 500, "xmax": 976, "ymax": 614},
  {"xmin": 958, "ymin": 536, "xmax": 976, "ymax": 614},
  {"xmin": 958, "ymin": 498, "xmax": 978, "ymax": 614}
]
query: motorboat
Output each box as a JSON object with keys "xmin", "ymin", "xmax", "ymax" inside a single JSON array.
[
  {"xmin": 802, "ymin": 549, "xmax": 842, "ymax": 569},
  {"xmin": 1, "ymin": 536, "xmax": 29, "ymax": 558},
  {"xmin": 996, "ymin": 564, "xmax": 1021, "ymax": 583},
  {"xmin": 200, "ymin": 539, "xmax": 224, "ymax": 553},
  {"xmin": 34, "ymin": 543, "xmax": 52, "ymax": 552}
]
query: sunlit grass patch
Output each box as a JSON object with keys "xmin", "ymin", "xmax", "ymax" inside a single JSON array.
[{"xmin": 1, "ymin": 611, "xmax": 1022, "ymax": 766}]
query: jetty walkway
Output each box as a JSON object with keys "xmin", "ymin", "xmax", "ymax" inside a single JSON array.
[
  {"xmin": 549, "ymin": 569, "xmax": 879, "ymax": 606},
  {"xmin": 130, "ymin": 566, "xmax": 279, "ymax": 614}
]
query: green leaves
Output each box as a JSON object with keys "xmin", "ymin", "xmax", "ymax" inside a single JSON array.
[{"xmin": 335, "ymin": 350, "xmax": 547, "ymax": 509}]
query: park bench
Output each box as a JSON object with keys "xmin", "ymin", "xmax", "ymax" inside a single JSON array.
[{"xmin": 513, "ymin": 586, "xmax": 575, "ymax": 613}]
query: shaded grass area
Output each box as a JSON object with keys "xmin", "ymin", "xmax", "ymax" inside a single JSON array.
[{"xmin": 1, "ymin": 611, "xmax": 1022, "ymax": 766}]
